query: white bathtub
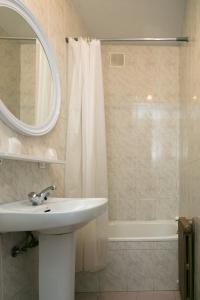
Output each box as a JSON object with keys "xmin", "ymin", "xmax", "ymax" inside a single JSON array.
[
  {"xmin": 108, "ymin": 220, "xmax": 178, "ymax": 242},
  {"xmin": 105, "ymin": 220, "xmax": 179, "ymax": 291},
  {"xmin": 76, "ymin": 220, "xmax": 179, "ymax": 293}
]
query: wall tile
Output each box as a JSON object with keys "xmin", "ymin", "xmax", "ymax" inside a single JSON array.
[
  {"xmin": 1, "ymin": 233, "xmax": 34, "ymax": 299},
  {"xmin": 179, "ymin": 0, "xmax": 200, "ymax": 232},
  {"xmin": 0, "ymin": 0, "xmax": 87, "ymax": 299},
  {"xmin": 102, "ymin": 46, "xmax": 179, "ymax": 104},
  {"xmin": 108, "ymin": 241, "xmax": 155, "ymax": 251},
  {"xmin": 156, "ymin": 198, "xmax": 179, "ymax": 220},
  {"xmin": 126, "ymin": 250, "xmax": 154, "ymax": 291},
  {"xmin": 136, "ymin": 199, "xmax": 156, "ymax": 220},
  {"xmin": 154, "ymin": 241, "xmax": 178, "ymax": 250},
  {"xmin": 9, "ymin": 288, "xmax": 33, "ymax": 300},
  {"xmin": 99, "ymin": 250, "xmax": 128, "ymax": 291},
  {"xmin": 79, "ymin": 240, "xmax": 178, "ymax": 293},
  {"xmin": 76, "ymin": 272, "xmax": 100, "ymax": 293},
  {"xmin": 153, "ymin": 250, "xmax": 178, "ymax": 291},
  {"xmin": 103, "ymin": 45, "xmax": 180, "ymax": 221}
]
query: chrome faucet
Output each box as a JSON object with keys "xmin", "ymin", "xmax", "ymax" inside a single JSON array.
[{"xmin": 28, "ymin": 185, "xmax": 56, "ymax": 206}]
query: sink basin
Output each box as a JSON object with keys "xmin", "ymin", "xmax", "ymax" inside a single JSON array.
[
  {"xmin": 0, "ymin": 197, "xmax": 107, "ymax": 234},
  {"xmin": 0, "ymin": 197, "xmax": 108, "ymax": 300}
]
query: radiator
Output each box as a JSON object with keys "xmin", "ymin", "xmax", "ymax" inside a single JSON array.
[{"xmin": 178, "ymin": 217, "xmax": 194, "ymax": 300}]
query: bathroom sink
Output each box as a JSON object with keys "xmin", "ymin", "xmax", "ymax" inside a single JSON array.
[
  {"xmin": 0, "ymin": 197, "xmax": 108, "ymax": 300},
  {"xmin": 0, "ymin": 197, "xmax": 107, "ymax": 234}
]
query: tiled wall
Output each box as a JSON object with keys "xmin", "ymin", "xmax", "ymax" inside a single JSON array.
[
  {"xmin": 179, "ymin": 0, "xmax": 200, "ymax": 299},
  {"xmin": 0, "ymin": 1, "xmax": 86, "ymax": 299},
  {"xmin": 179, "ymin": 0, "xmax": 200, "ymax": 218},
  {"xmin": 1, "ymin": 1, "xmax": 197, "ymax": 300},
  {"xmin": 102, "ymin": 45, "xmax": 180, "ymax": 221},
  {"xmin": 76, "ymin": 240, "xmax": 178, "ymax": 293}
]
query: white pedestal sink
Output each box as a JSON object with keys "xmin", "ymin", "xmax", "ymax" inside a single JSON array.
[{"xmin": 0, "ymin": 197, "xmax": 107, "ymax": 300}]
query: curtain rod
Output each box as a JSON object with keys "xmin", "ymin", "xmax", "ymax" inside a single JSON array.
[
  {"xmin": 66, "ymin": 37, "xmax": 189, "ymax": 43},
  {"xmin": 0, "ymin": 36, "xmax": 36, "ymax": 41}
]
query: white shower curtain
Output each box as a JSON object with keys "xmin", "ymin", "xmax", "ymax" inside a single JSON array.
[{"xmin": 65, "ymin": 38, "xmax": 108, "ymax": 272}]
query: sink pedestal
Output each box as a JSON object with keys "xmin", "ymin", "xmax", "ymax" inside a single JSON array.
[
  {"xmin": 0, "ymin": 197, "xmax": 107, "ymax": 299},
  {"xmin": 39, "ymin": 233, "xmax": 75, "ymax": 300}
]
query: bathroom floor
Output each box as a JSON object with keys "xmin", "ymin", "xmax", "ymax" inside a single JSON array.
[{"xmin": 76, "ymin": 291, "xmax": 181, "ymax": 300}]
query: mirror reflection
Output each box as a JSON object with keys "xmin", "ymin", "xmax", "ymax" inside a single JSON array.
[{"xmin": 0, "ymin": 7, "xmax": 53, "ymax": 127}]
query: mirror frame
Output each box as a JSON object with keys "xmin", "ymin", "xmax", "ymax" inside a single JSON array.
[{"xmin": 0, "ymin": 0, "xmax": 61, "ymax": 136}]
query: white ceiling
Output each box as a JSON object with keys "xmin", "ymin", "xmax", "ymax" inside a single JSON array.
[{"xmin": 73, "ymin": 0, "xmax": 187, "ymax": 38}]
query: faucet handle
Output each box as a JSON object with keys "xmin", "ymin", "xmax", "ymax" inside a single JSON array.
[
  {"xmin": 28, "ymin": 192, "xmax": 39, "ymax": 206},
  {"xmin": 28, "ymin": 185, "xmax": 56, "ymax": 206},
  {"xmin": 28, "ymin": 192, "xmax": 36, "ymax": 201}
]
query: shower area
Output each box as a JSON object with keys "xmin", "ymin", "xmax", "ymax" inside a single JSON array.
[
  {"xmin": 75, "ymin": 41, "xmax": 181, "ymax": 295},
  {"xmin": 102, "ymin": 44, "xmax": 179, "ymax": 222},
  {"xmin": 71, "ymin": 0, "xmax": 200, "ymax": 298}
]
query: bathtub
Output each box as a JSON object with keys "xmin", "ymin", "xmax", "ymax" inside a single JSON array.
[
  {"xmin": 76, "ymin": 220, "xmax": 179, "ymax": 293},
  {"xmin": 108, "ymin": 220, "xmax": 178, "ymax": 242},
  {"xmin": 104, "ymin": 220, "xmax": 179, "ymax": 291}
]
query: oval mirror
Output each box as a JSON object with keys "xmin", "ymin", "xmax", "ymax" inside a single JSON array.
[{"xmin": 0, "ymin": 0, "xmax": 61, "ymax": 136}]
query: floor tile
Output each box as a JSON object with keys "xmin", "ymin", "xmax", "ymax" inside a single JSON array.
[
  {"xmin": 76, "ymin": 292, "xmax": 100, "ymax": 300},
  {"xmin": 100, "ymin": 292, "xmax": 138, "ymax": 300},
  {"xmin": 76, "ymin": 291, "xmax": 179, "ymax": 300},
  {"xmin": 137, "ymin": 291, "xmax": 175, "ymax": 300}
]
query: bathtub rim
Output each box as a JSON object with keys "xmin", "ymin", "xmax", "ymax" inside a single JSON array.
[{"xmin": 108, "ymin": 220, "xmax": 178, "ymax": 242}]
